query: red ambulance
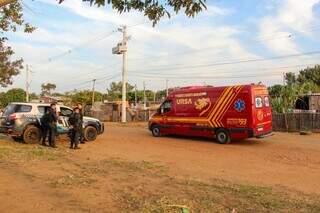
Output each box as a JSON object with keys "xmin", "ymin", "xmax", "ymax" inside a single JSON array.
[{"xmin": 148, "ymin": 84, "xmax": 272, "ymax": 144}]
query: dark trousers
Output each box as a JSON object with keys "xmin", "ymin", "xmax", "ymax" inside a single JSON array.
[
  {"xmin": 70, "ymin": 129, "xmax": 80, "ymax": 148},
  {"xmin": 79, "ymin": 126, "xmax": 84, "ymax": 143},
  {"xmin": 42, "ymin": 125, "xmax": 56, "ymax": 147}
]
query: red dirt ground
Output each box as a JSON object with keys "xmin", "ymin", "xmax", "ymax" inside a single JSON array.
[{"xmin": 0, "ymin": 123, "xmax": 319, "ymax": 212}]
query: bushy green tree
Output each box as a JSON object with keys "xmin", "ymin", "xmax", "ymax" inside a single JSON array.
[
  {"xmin": 106, "ymin": 81, "xmax": 134, "ymax": 101},
  {"xmin": 41, "ymin": 83, "xmax": 57, "ymax": 96},
  {"xmin": 0, "ymin": 88, "xmax": 25, "ymax": 107},
  {"xmin": 0, "ymin": 2, "xmax": 35, "ymax": 87},
  {"xmin": 68, "ymin": 90, "xmax": 102, "ymax": 105},
  {"xmin": 59, "ymin": 0, "xmax": 207, "ymax": 26},
  {"xmin": 269, "ymin": 65, "xmax": 320, "ymax": 113},
  {"xmin": 297, "ymin": 65, "xmax": 320, "ymax": 86}
]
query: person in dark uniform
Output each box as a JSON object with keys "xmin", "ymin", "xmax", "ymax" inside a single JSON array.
[
  {"xmin": 77, "ymin": 103, "xmax": 85, "ymax": 144},
  {"xmin": 41, "ymin": 103, "xmax": 58, "ymax": 148},
  {"xmin": 69, "ymin": 107, "xmax": 82, "ymax": 149}
]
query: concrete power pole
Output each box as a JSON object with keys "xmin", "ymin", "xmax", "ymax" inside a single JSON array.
[
  {"xmin": 91, "ymin": 79, "xmax": 96, "ymax": 109},
  {"xmin": 121, "ymin": 26, "xmax": 128, "ymax": 123},
  {"xmin": 143, "ymin": 81, "xmax": 147, "ymax": 109},
  {"xmin": 112, "ymin": 25, "xmax": 128, "ymax": 123},
  {"xmin": 166, "ymin": 79, "xmax": 169, "ymax": 97},
  {"xmin": 134, "ymin": 84, "xmax": 137, "ymax": 107},
  {"xmin": 26, "ymin": 65, "xmax": 30, "ymax": 102}
]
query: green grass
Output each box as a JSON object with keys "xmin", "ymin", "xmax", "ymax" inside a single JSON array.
[{"xmin": 0, "ymin": 143, "xmax": 62, "ymax": 161}]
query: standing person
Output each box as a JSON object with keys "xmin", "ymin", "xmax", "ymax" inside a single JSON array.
[
  {"xmin": 41, "ymin": 103, "xmax": 58, "ymax": 148},
  {"xmin": 77, "ymin": 103, "xmax": 85, "ymax": 144},
  {"xmin": 69, "ymin": 107, "xmax": 82, "ymax": 149}
]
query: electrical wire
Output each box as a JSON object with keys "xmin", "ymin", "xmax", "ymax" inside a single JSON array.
[
  {"xmin": 127, "ymin": 24, "xmax": 320, "ymax": 62},
  {"xmin": 127, "ymin": 50, "xmax": 320, "ymax": 74},
  {"xmin": 130, "ymin": 63, "xmax": 319, "ymax": 78}
]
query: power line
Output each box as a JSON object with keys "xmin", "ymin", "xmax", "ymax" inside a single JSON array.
[
  {"xmin": 129, "ymin": 72, "xmax": 284, "ymax": 80},
  {"xmin": 34, "ymin": 21, "xmax": 146, "ymax": 65},
  {"xmin": 128, "ymin": 63, "xmax": 318, "ymax": 80},
  {"xmin": 127, "ymin": 25, "xmax": 320, "ymax": 63},
  {"xmin": 47, "ymin": 30, "xmax": 118, "ymax": 62},
  {"xmin": 132, "ymin": 63, "xmax": 319, "ymax": 76},
  {"xmin": 127, "ymin": 50, "xmax": 320, "ymax": 73},
  {"xmin": 22, "ymin": 2, "xmax": 38, "ymax": 16}
]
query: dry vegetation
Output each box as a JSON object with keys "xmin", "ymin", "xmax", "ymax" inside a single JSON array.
[{"xmin": 1, "ymin": 132, "xmax": 320, "ymax": 212}]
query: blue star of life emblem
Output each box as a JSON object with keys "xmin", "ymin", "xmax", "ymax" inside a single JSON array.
[{"xmin": 234, "ymin": 99, "xmax": 245, "ymax": 112}]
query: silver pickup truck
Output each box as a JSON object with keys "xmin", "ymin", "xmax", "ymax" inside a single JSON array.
[{"xmin": 0, "ymin": 102, "xmax": 104, "ymax": 143}]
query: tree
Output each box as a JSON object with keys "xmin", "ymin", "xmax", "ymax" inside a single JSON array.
[
  {"xmin": 268, "ymin": 84, "xmax": 283, "ymax": 98},
  {"xmin": 41, "ymin": 83, "xmax": 57, "ymax": 96},
  {"xmin": 106, "ymin": 81, "xmax": 134, "ymax": 101},
  {"xmin": 284, "ymin": 72, "xmax": 296, "ymax": 86},
  {"xmin": 0, "ymin": 2, "xmax": 35, "ymax": 87},
  {"xmin": 297, "ymin": 65, "xmax": 320, "ymax": 86},
  {"xmin": 59, "ymin": 0, "xmax": 207, "ymax": 25},
  {"xmin": 68, "ymin": 90, "xmax": 102, "ymax": 105},
  {"xmin": 0, "ymin": 88, "xmax": 25, "ymax": 107}
]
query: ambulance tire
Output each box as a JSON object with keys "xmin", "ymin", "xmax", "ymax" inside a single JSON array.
[
  {"xmin": 151, "ymin": 126, "xmax": 161, "ymax": 137},
  {"xmin": 216, "ymin": 129, "xmax": 231, "ymax": 144}
]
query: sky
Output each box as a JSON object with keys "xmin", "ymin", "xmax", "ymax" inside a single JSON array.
[{"xmin": 3, "ymin": 0, "xmax": 320, "ymax": 93}]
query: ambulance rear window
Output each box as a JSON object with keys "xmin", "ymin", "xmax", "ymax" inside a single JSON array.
[
  {"xmin": 264, "ymin": 96, "xmax": 270, "ymax": 107},
  {"xmin": 255, "ymin": 97, "xmax": 263, "ymax": 108}
]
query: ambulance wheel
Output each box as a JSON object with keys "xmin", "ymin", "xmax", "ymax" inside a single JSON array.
[
  {"xmin": 216, "ymin": 129, "xmax": 231, "ymax": 144},
  {"xmin": 151, "ymin": 126, "xmax": 161, "ymax": 137}
]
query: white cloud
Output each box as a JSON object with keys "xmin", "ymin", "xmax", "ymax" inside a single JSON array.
[
  {"xmin": 9, "ymin": 0, "xmax": 320, "ymax": 92},
  {"xmin": 258, "ymin": 0, "xmax": 320, "ymax": 54}
]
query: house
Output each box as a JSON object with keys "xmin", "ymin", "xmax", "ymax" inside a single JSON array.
[{"xmin": 295, "ymin": 93, "xmax": 320, "ymax": 112}]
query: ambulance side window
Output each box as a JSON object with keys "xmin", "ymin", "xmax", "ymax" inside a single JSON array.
[{"xmin": 161, "ymin": 100, "xmax": 172, "ymax": 114}]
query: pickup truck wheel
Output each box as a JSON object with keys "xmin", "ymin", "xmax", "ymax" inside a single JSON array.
[
  {"xmin": 216, "ymin": 129, "xmax": 231, "ymax": 144},
  {"xmin": 23, "ymin": 126, "xmax": 42, "ymax": 144},
  {"xmin": 84, "ymin": 126, "xmax": 97, "ymax": 141},
  {"xmin": 151, "ymin": 126, "xmax": 161, "ymax": 137}
]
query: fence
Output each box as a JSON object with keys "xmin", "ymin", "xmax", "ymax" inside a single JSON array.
[
  {"xmin": 272, "ymin": 113, "xmax": 320, "ymax": 132},
  {"xmin": 90, "ymin": 108, "xmax": 157, "ymax": 122}
]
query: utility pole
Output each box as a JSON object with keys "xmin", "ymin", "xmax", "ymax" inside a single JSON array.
[
  {"xmin": 153, "ymin": 90, "xmax": 156, "ymax": 102},
  {"xmin": 134, "ymin": 84, "xmax": 137, "ymax": 108},
  {"xmin": 112, "ymin": 25, "xmax": 129, "ymax": 123},
  {"xmin": 166, "ymin": 79, "xmax": 169, "ymax": 97},
  {"xmin": 91, "ymin": 79, "xmax": 96, "ymax": 109},
  {"xmin": 143, "ymin": 81, "xmax": 146, "ymax": 110},
  {"xmin": 25, "ymin": 65, "xmax": 30, "ymax": 102}
]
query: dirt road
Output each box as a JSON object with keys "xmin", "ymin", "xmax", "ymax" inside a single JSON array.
[
  {"xmin": 0, "ymin": 123, "xmax": 320, "ymax": 212},
  {"xmin": 86, "ymin": 124, "xmax": 320, "ymax": 194}
]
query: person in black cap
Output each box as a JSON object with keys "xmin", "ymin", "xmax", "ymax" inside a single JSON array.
[
  {"xmin": 69, "ymin": 107, "xmax": 82, "ymax": 149},
  {"xmin": 41, "ymin": 103, "xmax": 58, "ymax": 148}
]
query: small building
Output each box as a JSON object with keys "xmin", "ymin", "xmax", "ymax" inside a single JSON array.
[{"xmin": 295, "ymin": 93, "xmax": 320, "ymax": 112}]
